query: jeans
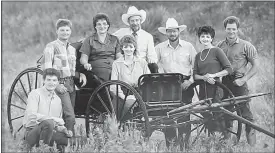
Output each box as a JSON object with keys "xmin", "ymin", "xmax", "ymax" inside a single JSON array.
[
  {"xmin": 56, "ymin": 78, "xmax": 76, "ymax": 131},
  {"xmin": 25, "ymin": 120, "xmax": 68, "ymax": 150},
  {"xmin": 222, "ymin": 75, "xmax": 254, "ymax": 131}
]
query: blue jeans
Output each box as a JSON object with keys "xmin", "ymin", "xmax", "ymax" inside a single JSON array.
[
  {"xmin": 56, "ymin": 78, "xmax": 76, "ymax": 131},
  {"xmin": 25, "ymin": 120, "xmax": 68, "ymax": 149}
]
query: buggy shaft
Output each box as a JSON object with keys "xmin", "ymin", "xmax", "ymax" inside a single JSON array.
[
  {"xmin": 219, "ymin": 107, "xmax": 275, "ymax": 139},
  {"xmin": 168, "ymin": 92, "xmax": 270, "ymax": 115},
  {"xmin": 221, "ymin": 92, "xmax": 271, "ymax": 103}
]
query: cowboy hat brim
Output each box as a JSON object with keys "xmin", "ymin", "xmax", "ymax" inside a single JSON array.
[
  {"xmin": 122, "ymin": 10, "xmax": 146, "ymax": 26},
  {"xmin": 158, "ymin": 25, "xmax": 187, "ymax": 35}
]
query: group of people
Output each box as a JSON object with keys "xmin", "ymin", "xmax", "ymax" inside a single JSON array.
[{"xmin": 22, "ymin": 5, "xmax": 258, "ymax": 152}]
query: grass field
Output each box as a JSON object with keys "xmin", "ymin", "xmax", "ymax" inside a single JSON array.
[{"xmin": 1, "ymin": 1, "xmax": 274, "ymax": 152}]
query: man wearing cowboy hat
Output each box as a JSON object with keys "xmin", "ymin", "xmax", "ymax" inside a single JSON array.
[
  {"xmin": 113, "ymin": 6, "xmax": 159, "ymax": 73},
  {"xmin": 155, "ymin": 18, "xmax": 197, "ymax": 149}
]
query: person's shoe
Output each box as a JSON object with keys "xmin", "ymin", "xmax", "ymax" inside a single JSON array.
[{"xmin": 246, "ymin": 128, "xmax": 256, "ymax": 146}]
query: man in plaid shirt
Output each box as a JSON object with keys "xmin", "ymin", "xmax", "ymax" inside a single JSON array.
[{"xmin": 42, "ymin": 19, "xmax": 87, "ymax": 137}]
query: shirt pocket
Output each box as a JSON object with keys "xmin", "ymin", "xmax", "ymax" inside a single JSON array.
[
  {"xmin": 161, "ymin": 52, "xmax": 170, "ymax": 62},
  {"xmin": 177, "ymin": 52, "xmax": 190, "ymax": 65},
  {"xmin": 53, "ymin": 56, "xmax": 63, "ymax": 69}
]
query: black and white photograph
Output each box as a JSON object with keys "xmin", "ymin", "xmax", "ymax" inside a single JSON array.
[{"xmin": 1, "ymin": 1, "xmax": 274, "ymax": 152}]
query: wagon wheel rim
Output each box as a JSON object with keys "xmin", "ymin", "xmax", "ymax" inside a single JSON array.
[
  {"xmin": 187, "ymin": 80, "xmax": 241, "ymax": 145},
  {"xmin": 85, "ymin": 80, "xmax": 151, "ymax": 138},
  {"xmin": 7, "ymin": 68, "xmax": 43, "ymax": 135}
]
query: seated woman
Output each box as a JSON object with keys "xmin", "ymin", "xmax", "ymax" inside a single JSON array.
[
  {"xmin": 110, "ymin": 35, "xmax": 151, "ymax": 118},
  {"xmin": 193, "ymin": 25, "xmax": 233, "ymax": 137},
  {"xmin": 79, "ymin": 13, "xmax": 121, "ymax": 88}
]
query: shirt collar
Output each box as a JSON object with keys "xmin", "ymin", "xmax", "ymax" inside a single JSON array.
[
  {"xmin": 56, "ymin": 39, "xmax": 69, "ymax": 46},
  {"xmin": 42, "ymin": 86, "xmax": 57, "ymax": 98},
  {"xmin": 93, "ymin": 33, "xmax": 111, "ymax": 44},
  {"xmin": 167, "ymin": 39, "xmax": 183, "ymax": 49},
  {"xmin": 130, "ymin": 28, "xmax": 142, "ymax": 36},
  {"xmin": 225, "ymin": 37, "xmax": 240, "ymax": 45},
  {"xmin": 117, "ymin": 56, "xmax": 139, "ymax": 65}
]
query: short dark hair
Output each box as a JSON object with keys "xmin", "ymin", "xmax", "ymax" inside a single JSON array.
[
  {"xmin": 43, "ymin": 68, "xmax": 60, "ymax": 80},
  {"xmin": 223, "ymin": 16, "xmax": 240, "ymax": 29},
  {"xmin": 56, "ymin": 19, "xmax": 72, "ymax": 30},
  {"xmin": 197, "ymin": 26, "xmax": 215, "ymax": 43},
  {"xmin": 120, "ymin": 35, "xmax": 137, "ymax": 55},
  {"xmin": 93, "ymin": 13, "xmax": 111, "ymax": 31}
]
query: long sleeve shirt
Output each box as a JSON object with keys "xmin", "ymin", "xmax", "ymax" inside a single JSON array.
[
  {"xmin": 193, "ymin": 47, "xmax": 233, "ymax": 76},
  {"xmin": 155, "ymin": 39, "xmax": 197, "ymax": 76},
  {"xmin": 22, "ymin": 86, "xmax": 64, "ymax": 128},
  {"xmin": 42, "ymin": 39, "xmax": 76, "ymax": 78},
  {"xmin": 113, "ymin": 28, "xmax": 158, "ymax": 63}
]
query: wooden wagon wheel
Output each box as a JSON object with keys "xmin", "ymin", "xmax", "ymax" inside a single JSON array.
[
  {"xmin": 7, "ymin": 67, "xmax": 44, "ymax": 136},
  {"xmin": 187, "ymin": 80, "xmax": 242, "ymax": 145},
  {"xmin": 85, "ymin": 80, "xmax": 152, "ymax": 138}
]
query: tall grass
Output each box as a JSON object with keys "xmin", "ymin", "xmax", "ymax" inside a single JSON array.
[{"xmin": 2, "ymin": 1, "xmax": 274, "ymax": 152}]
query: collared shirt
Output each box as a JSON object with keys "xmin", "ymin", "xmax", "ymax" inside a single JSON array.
[
  {"xmin": 79, "ymin": 33, "xmax": 119, "ymax": 68},
  {"xmin": 42, "ymin": 39, "xmax": 76, "ymax": 78},
  {"xmin": 217, "ymin": 37, "xmax": 258, "ymax": 75},
  {"xmin": 113, "ymin": 28, "xmax": 158, "ymax": 63},
  {"xmin": 22, "ymin": 86, "xmax": 63, "ymax": 128},
  {"xmin": 111, "ymin": 56, "xmax": 151, "ymax": 87},
  {"xmin": 110, "ymin": 56, "xmax": 150, "ymax": 98},
  {"xmin": 155, "ymin": 39, "xmax": 197, "ymax": 76}
]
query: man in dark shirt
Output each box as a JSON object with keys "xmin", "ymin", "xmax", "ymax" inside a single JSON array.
[{"xmin": 217, "ymin": 16, "xmax": 258, "ymax": 146}]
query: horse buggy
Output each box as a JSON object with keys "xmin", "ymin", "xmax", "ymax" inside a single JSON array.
[{"xmin": 7, "ymin": 42, "xmax": 274, "ymax": 148}]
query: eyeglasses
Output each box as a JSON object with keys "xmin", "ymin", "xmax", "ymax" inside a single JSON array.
[{"xmin": 96, "ymin": 23, "xmax": 108, "ymax": 27}]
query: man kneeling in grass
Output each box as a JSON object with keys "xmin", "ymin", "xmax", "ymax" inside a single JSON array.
[{"xmin": 22, "ymin": 68, "xmax": 70, "ymax": 152}]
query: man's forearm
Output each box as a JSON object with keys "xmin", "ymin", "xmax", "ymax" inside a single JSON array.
[
  {"xmin": 243, "ymin": 65, "xmax": 257, "ymax": 82},
  {"xmin": 243, "ymin": 58, "xmax": 258, "ymax": 82}
]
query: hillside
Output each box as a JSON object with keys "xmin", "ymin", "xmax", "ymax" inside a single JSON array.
[{"xmin": 1, "ymin": 1, "xmax": 274, "ymax": 152}]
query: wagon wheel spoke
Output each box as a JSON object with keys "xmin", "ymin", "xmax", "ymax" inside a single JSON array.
[
  {"xmin": 191, "ymin": 124, "xmax": 206, "ymax": 145},
  {"xmin": 11, "ymin": 104, "xmax": 25, "ymax": 110},
  {"xmin": 90, "ymin": 105, "xmax": 102, "ymax": 115},
  {"xmin": 226, "ymin": 128, "xmax": 238, "ymax": 135},
  {"xmin": 191, "ymin": 112, "xmax": 204, "ymax": 119},
  {"xmin": 11, "ymin": 115, "xmax": 24, "ymax": 121},
  {"xmin": 190, "ymin": 123, "xmax": 204, "ymax": 133},
  {"xmin": 104, "ymin": 86, "xmax": 115, "ymax": 114},
  {"xmin": 96, "ymin": 93, "xmax": 111, "ymax": 115},
  {"xmin": 16, "ymin": 125, "xmax": 23, "ymax": 133},
  {"xmin": 27, "ymin": 72, "xmax": 32, "ymax": 93},
  {"xmin": 119, "ymin": 89, "xmax": 130, "ymax": 120},
  {"xmin": 19, "ymin": 79, "xmax": 28, "ymax": 98},
  {"xmin": 13, "ymin": 91, "xmax": 27, "ymax": 105},
  {"xmin": 35, "ymin": 72, "xmax": 39, "ymax": 89}
]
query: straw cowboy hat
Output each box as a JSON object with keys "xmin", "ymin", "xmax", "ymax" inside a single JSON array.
[
  {"xmin": 122, "ymin": 6, "xmax": 146, "ymax": 26},
  {"xmin": 158, "ymin": 18, "xmax": 187, "ymax": 35}
]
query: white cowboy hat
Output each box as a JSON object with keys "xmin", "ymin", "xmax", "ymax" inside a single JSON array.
[
  {"xmin": 122, "ymin": 6, "xmax": 146, "ymax": 26},
  {"xmin": 158, "ymin": 18, "xmax": 187, "ymax": 34}
]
